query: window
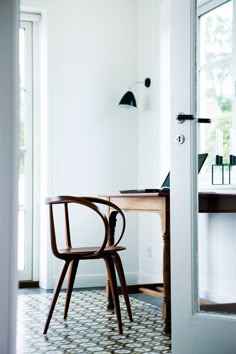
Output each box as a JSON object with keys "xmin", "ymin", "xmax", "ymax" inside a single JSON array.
[
  {"xmin": 198, "ymin": 0, "xmax": 233, "ymax": 176},
  {"xmin": 18, "ymin": 14, "xmax": 40, "ymax": 281}
]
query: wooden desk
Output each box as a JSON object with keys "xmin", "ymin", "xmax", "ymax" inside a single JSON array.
[
  {"xmin": 102, "ymin": 192, "xmax": 171, "ymax": 335},
  {"xmin": 102, "ymin": 191, "xmax": 236, "ymax": 336}
]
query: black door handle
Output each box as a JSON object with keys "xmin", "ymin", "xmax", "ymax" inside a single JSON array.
[
  {"xmin": 176, "ymin": 114, "xmax": 194, "ymax": 122},
  {"xmin": 197, "ymin": 118, "xmax": 211, "ymax": 123},
  {"xmin": 176, "ymin": 113, "xmax": 211, "ymax": 124}
]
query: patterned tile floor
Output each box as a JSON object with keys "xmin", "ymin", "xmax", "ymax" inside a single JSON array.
[{"xmin": 17, "ymin": 289, "xmax": 171, "ymax": 353}]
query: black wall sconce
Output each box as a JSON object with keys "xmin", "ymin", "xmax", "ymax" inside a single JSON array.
[{"xmin": 118, "ymin": 77, "xmax": 151, "ymax": 109}]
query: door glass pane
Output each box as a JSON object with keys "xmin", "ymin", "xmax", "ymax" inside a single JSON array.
[
  {"xmin": 19, "ymin": 28, "xmax": 25, "ymax": 87},
  {"xmin": 199, "ymin": 1, "xmax": 233, "ymax": 171},
  {"xmin": 18, "ymin": 21, "xmax": 33, "ymax": 279},
  {"xmin": 19, "ymin": 27, "xmax": 26, "ymax": 272},
  {"xmin": 198, "ymin": 0, "xmax": 236, "ymax": 316},
  {"xmin": 18, "ymin": 209, "xmax": 25, "ymax": 271}
]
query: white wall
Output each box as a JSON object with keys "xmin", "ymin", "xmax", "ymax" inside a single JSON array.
[
  {"xmin": 48, "ymin": 1, "xmax": 139, "ymax": 197},
  {"xmin": 137, "ymin": 0, "xmax": 169, "ymax": 283},
  {"xmin": 21, "ymin": 0, "xmax": 149, "ymax": 289}
]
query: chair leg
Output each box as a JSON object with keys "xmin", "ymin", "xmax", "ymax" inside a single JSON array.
[
  {"xmin": 112, "ymin": 252, "xmax": 133, "ymax": 322},
  {"xmin": 64, "ymin": 259, "xmax": 79, "ymax": 320},
  {"xmin": 43, "ymin": 260, "xmax": 71, "ymax": 334},
  {"xmin": 104, "ymin": 254, "xmax": 123, "ymax": 334}
]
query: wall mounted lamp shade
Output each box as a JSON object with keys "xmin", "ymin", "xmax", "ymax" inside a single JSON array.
[
  {"xmin": 119, "ymin": 77, "xmax": 151, "ymax": 109},
  {"xmin": 119, "ymin": 91, "xmax": 137, "ymax": 109}
]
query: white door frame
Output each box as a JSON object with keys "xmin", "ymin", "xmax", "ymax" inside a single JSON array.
[
  {"xmin": 0, "ymin": 0, "xmax": 19, "ymax": 353},
  {"xmin": 170, "ymin": 0, "xmax": 198, "ymax": 352}
]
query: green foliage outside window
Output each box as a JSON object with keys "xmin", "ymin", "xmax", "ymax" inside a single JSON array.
[{"xmin": 199, "ymin": 2, "xmax": 233, "ymax": 173}]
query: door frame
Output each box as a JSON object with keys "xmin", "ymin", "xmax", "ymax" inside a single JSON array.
[{"xmin": 0, "ymin": 0, "xmax": 19, "ymax": 352}]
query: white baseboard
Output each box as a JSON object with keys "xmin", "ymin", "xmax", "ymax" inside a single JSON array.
[
  {"xmin": 42, "ymin": 272, "xmax": 140, "ymax": 290},
  {"xmin": 40, "ymin": 272, "xmax": 162, "ymax": 290},
  {"xmin": 73, "ymin": 274, "xmax": 142, "ymax": 289},
  {"xmin": 40, "ymin": 273, "xmax": 162, "ymax": 289}
]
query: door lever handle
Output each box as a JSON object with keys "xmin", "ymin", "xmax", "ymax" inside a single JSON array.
[
  {"xmin": 176, "ymin": 113, "xmax": 194, "ymax": 123},
  {"xmin": 176, "ymin": 113, "xmax": 211, "ymax": 124},
  {"xmin": 197, "ymin": 118, "xmax": 211, "ymax": 123}
]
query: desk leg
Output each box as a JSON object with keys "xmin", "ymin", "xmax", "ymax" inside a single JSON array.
[
  {"xmin": 106, "ymin": 210, "xmax": 118, "ymax": 310},
  {"xmin": 162, "ymin": 200, "xmax": 171, "ymax": 335}
]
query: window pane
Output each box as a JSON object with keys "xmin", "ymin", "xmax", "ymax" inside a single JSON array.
[
  {"xmin": 198, "ymin": 0, "xmax": 235, "ymax": 318},
  {"xmin": 19, "ymin": 89, "xmax": 26, "ymax": 148},
  {"xmin": 200, "ymin": 1, "xmax": 232, "ymax": 65},
  {"xmin": 199, "ymin": 0, "xmax": 233, "ymax": 170},
  {"xmin": 18, "ymin": 20, "xmax": 33, "ymax": 279},
  {"xmin": 18, "ymin": 26, "xmax": 26, "ymax": 263},
  {"xmin": 200, "ymin": 61, "xmax": 232, "ymax": 117},
  {"xmin": 202, "ymin": 118, "xmax": 232, "ymax": 171},
  {"xmin": 18, "ymin": 173, "xmax": 25, "ymax": 207},
  {"xmin": 18, "ymin": 209, "xmax": 25, "ymax": 271},
  {"xmin": 19, "ymin": 28, "xmax": 25, "ymax": 88}
]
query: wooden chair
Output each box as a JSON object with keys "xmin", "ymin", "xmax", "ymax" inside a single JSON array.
[{"xmin": 43, "ymin": 196, "xmax": 133, "ymax": 335}]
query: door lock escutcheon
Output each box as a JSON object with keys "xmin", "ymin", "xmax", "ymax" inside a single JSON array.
[{"xmin": 175, "ymin": 134, "xmax": 185, "ymax": 144}]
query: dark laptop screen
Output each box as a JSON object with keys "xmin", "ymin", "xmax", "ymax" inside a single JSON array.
[{"xmin": 161, "ymin": 152, "xmax": 208, "ymax": 189}]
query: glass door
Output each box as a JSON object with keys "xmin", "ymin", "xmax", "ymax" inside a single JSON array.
[
  {"xmin": 170, "ymin": 0, "xmax": 236, "ymax": 352},
  {"xmin": 198, "ymin": 0, "xmax": 233, "ymax": 183},
  {"xmin": 198, "ymin": 0, "xmax": 236, "ymax": 317},
  {"xmin": 18, "ymin": 21, "xmax": 33, "ymax": 281}
]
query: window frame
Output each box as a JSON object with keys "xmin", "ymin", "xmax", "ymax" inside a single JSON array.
[{"xmin": 19, "ymin": 12, "xmax": 41, "ymax": 281}]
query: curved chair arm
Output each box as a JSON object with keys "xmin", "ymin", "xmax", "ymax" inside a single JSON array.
[
  {"xmin": 45, "ymin": 196, "xmax": 110, "ymax": 258},
  {"xmin": 79, "ymin": 196, "xmax": 126, "ymax": 247}
]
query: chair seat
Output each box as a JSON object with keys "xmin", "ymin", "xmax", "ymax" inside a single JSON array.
[{"xmin": 59, "ymin": 245, "xmax": 126, "ymax": 255}]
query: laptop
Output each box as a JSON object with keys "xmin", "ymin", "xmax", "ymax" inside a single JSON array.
[{"xmin": 120, "ymin": 153, "xmax": 208, "ymax": 194}]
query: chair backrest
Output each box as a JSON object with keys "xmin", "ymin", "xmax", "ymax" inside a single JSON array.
[
  {"xmin": 81, "ymin": 197, "xmax": 126, "ymax": 247},
  {"xmin": 45, "ymin": 196, "xmax": 126, "ymax": 259}
]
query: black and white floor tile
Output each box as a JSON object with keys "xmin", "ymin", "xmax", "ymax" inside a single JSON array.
[{"xmin": 17, "ymin": 289, "xmax": 171, "ymax": 353}]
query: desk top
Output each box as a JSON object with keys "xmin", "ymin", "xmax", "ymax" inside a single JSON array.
[
  {"xmin": 100, "ymin": 192, "xmax": 236, "ymax": 213},
  {"xmin": 100, "ymin": 192, "xmax": 170, "ymax": 198},
  {"xmin": 100, "ymin": 191, "xmax": 236, "ymax": 198},
  {"xmin": 101, "ymin": 192, "xmax": 159, "ymax": 197}
]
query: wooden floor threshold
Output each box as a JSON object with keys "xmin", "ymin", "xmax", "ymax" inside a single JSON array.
[
  {"xmin": 18, "ymin": 280, "xmax": 39, "ymax": 288},
  {"xmin": 138, "ymin": 287, "xmax": 164, "ymax": 299},
  {"xmin": 117, "ymin": 283, "xmax": 164, "ymax": 299}
]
